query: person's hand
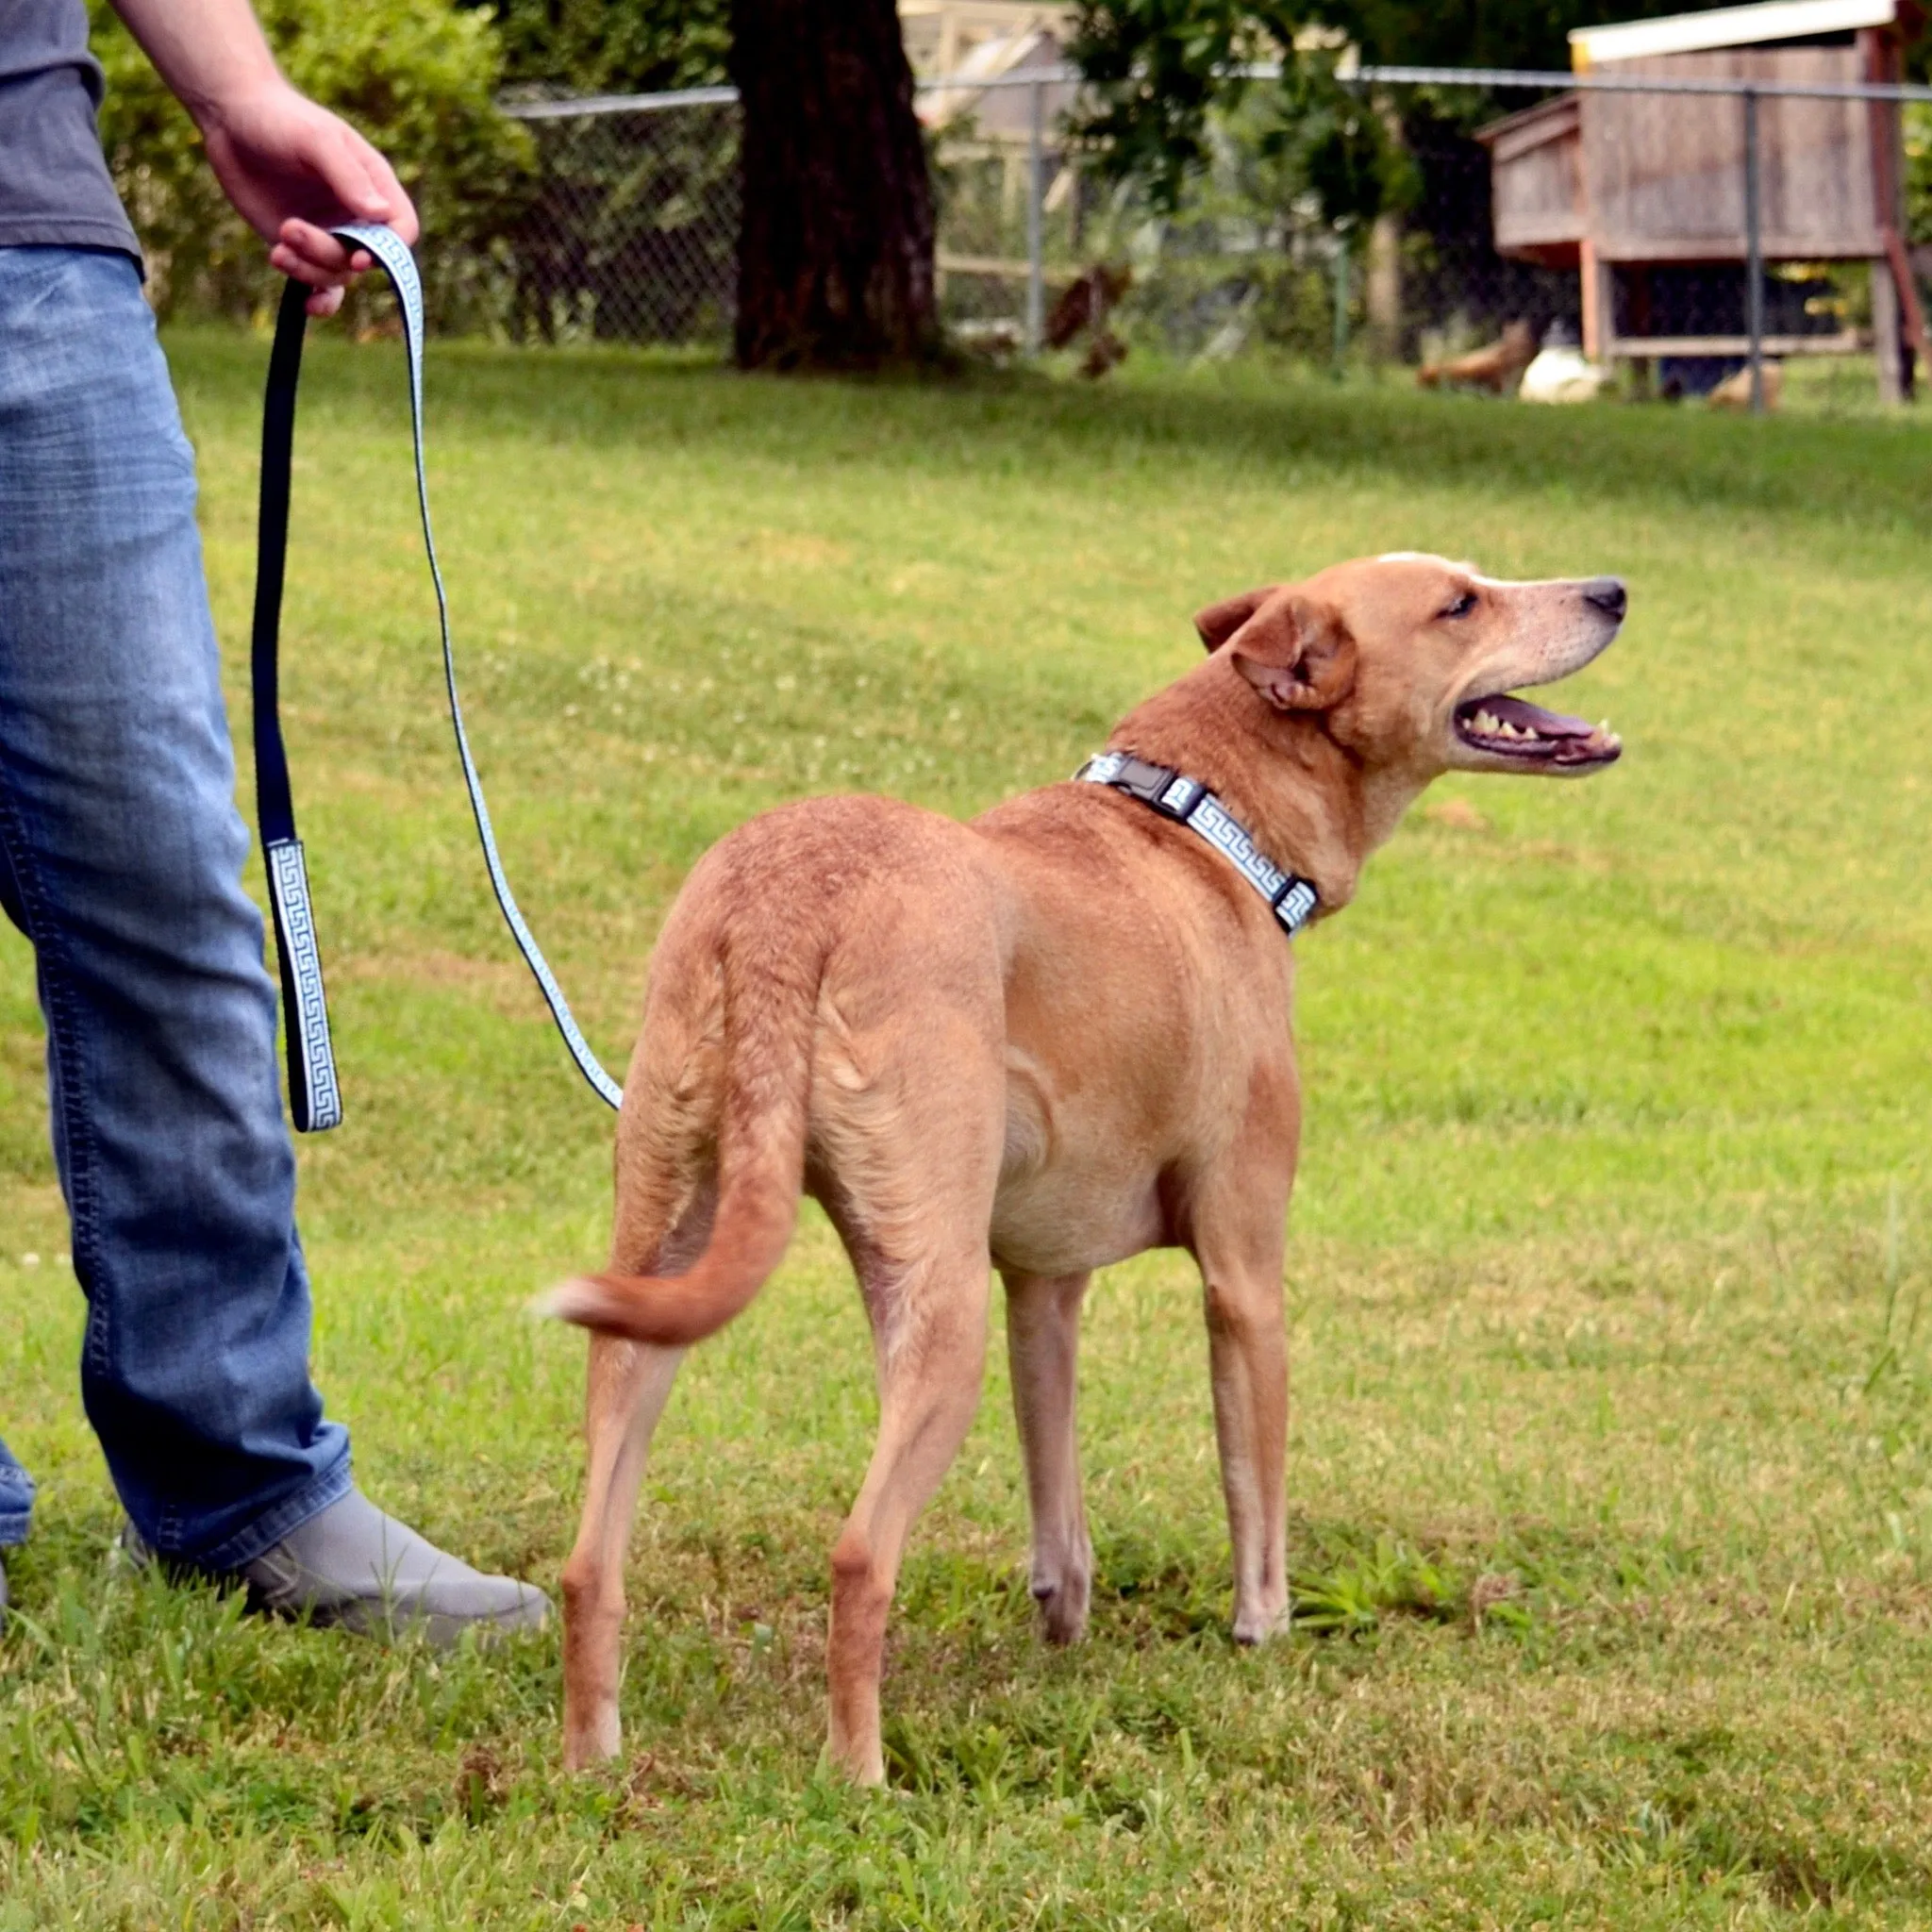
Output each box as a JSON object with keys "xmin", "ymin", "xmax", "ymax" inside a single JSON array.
[{"xmin": 197, "ymin": 79, "xmax": 419, "ymax": 318}]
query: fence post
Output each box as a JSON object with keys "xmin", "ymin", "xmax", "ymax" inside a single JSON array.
[
  {"xmin": 1742, "ymin": 86, "xmax": 1764, "ymax": 415},
  {"xmin": 1024, "ymin": 79, "xmax": 1045, "ymax": 356}
]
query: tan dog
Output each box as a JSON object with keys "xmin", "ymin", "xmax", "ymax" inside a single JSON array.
[{"xmin": 547, "ymin": 553, "xmax": 1626, "ymax": 1783}]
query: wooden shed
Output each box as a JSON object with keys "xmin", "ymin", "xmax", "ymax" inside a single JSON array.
[{"xmin": 1478, "ymin": 0, "xmax": 1926, "ymax": 395}]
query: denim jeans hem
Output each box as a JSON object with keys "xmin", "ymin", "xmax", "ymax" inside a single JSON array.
[
  {"xmin": 0, "ymin": 1460, "xmax": 32, "ymax": 1547},
  {"xmin": 189, "ymin": 1448, "xmax": 354, "ymax": 1575}
]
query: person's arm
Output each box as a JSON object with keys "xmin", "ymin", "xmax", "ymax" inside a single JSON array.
[{"xmin": 109, "ymin": 0, "xmax": 419, "ymax": 317}]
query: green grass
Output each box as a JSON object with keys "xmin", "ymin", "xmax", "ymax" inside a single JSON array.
[{"xmin": 3, "ymin": 340, "xmax": 1932, "ymax": 1928}]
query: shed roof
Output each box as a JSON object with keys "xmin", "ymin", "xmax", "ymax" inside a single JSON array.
[{"xmin": 1570, "ymin": 0, "xmax": 1900, "ymax": 68}]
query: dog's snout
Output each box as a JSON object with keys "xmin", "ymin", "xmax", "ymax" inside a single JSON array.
[{"xmin": 1581, "ymin": 576, "xmax": 1626, "ymax": 621}]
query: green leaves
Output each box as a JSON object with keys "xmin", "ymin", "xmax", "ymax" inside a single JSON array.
[
  {"xmin": 1066, "ymin": 2, "xmax": 1408, "ymax": 226},
  {"xmin": 467, "ymin": 0, "xmax": 730, "ymax": 97},
  {"xmin": 1067, "ymin": 1, "xmax": 1307, "ymax": 213},
  {"xmin": 87, "ymin": 0, "xmax": 534, "ymax": 329}
]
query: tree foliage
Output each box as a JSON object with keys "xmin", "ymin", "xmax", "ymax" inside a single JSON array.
[
  {"xmin": 1067, "ymin": 1, "xmax": 1306, "ymax": 212},
  {"xmin": 1907, "ymin": 106, "xmax": 1932, "ymax": 244},
  {"xmin": 1319, "ymin": 1, "xmax": 1686, "ymax": 69},
  {"xmin": 92, "ymin": 0, "xmax": 532, "ymax": 326},
  {"xmin": 462, "ymin": 0, "xmax": 730, "ymax": 96},
  {"xmin": 1068, "ymin": 1, "xmax": 1701, "ymax": 218}
]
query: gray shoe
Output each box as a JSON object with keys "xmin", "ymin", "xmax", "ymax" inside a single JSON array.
[{"xmin": 124, "ymin": 1489, "xmax": 549, "ymax": 1648}]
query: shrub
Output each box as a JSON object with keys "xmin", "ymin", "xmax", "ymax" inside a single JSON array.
[
  {"xmin": 472, "ymin": 0, "xmax": 729, "ymax": 96},
  {"xmin": 89, "ymin": 0, "xmax": 534, "ymax": 331},
  {"xmin": 1907, "ymin": 104, "xmax": 1932, "ymax": 246}
]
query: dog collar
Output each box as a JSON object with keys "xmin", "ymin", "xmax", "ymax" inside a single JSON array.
[{"xmin": 1074, "ymin": 751, "xmax": 1320, "ymax": 938}]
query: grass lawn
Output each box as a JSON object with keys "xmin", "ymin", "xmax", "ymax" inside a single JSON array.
[{"xmin": 2, "ymin": 338, "xmax": 1930, "ymax": 1929}]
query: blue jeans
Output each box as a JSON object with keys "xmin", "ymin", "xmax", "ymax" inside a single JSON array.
[{"xmin": 0, "ymin": 247, "xmax": 349, "ymax": 1568}]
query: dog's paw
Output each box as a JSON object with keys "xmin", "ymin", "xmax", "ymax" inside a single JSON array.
[
  {"xmin": 560, "ymin": 1707, "xmax": 624, "ymax": 1771},
  {"xmin": 1231, "ymin": 1598, "xmax": 1290, "ymax": 1646},
  {"xmin": 1030, "ymin": 1558, "xmax": 1092, "ymax": 1646}
]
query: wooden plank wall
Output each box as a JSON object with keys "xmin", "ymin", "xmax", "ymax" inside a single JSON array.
[
  {"xmin": 1490, "ymin": 97, "xmax": 1585, "ymax": 258},
  {"xmin": 1582, "ymin": 47, "xmax": 1881, "ymax": 261}
]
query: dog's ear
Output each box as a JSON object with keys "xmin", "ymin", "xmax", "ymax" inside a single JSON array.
[
  {"xmin": 1225, "ymin": 591, "xmax": 1357, "ymax": 712},
  {"xmin": 1193, "ymin": 587, "xmax": 1274, "ymax": 651}
]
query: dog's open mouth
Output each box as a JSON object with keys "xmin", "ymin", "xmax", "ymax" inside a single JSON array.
[{"xmin": 1454, "ymin": 693, "xmax": 1621, "ymax": 766}]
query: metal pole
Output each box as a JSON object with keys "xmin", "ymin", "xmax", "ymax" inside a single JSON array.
[
  {"xmin": 1024, "ymin": 79, "xmax": 1045, "ymax": 356},
  {"xmin": 1331, "ymin": 233, "xmax": 1350, "ymax": 375},
  {"xmin": 1743, "ymin": 86, "xmax": 1764, "ymax": 414}
]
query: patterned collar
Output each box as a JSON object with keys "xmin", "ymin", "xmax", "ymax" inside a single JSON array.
[{"xmin": 1074, "ymin": 751, "xmax": 1320, "ymax": 939}]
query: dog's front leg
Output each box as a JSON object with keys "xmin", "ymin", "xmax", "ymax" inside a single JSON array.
[
  {"xmin": 560, "ymin": 1334, "xmax": 685, "ymax": 1768},
  {"xmin": 1002, "ymin": 1269, "xmax": 1094, "ymax": 1644},
  {"xmin": 1196, "ymin": 1241, "xmax": 1291, "ymax": 1645}
]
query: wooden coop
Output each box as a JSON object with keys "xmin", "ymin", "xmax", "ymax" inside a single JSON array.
[{"xmin": 1478, "ymin": 0, "xmax": 1927, "ymax": 397}]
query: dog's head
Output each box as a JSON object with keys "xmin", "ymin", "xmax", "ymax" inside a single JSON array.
[{"xmin": 1194, "ymin": 552, "xmax": 1624, "ymax": 782}]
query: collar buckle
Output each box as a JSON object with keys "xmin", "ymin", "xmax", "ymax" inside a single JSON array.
[{"xmin": 1152, "ymin": 773, "xmax": 1206, "ymax": 821}]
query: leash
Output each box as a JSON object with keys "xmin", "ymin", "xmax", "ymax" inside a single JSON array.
[
  {"xmin": 250, "ymin": 224, "xmax": 625, "ymax": 1130},
  {"xmin": 1074, "ymin": 752, "xmax": 1320, "ymax": 937}
]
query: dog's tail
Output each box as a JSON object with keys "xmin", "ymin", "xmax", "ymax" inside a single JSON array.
[{"xmin": 540, "ymin": 933, "xmax": 817, "ymax": 1348}]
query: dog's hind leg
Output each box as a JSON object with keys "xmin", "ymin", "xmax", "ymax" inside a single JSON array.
[
  {"xmin": 560, "ymin": 1181, "xmax": 714, "ymax": 1770},
  {"xmin": 1002, "ymin": 1270, "xmax": 1093, "ymax": 1644},
  {"xmin": 825, "ymin": 1245, "xmax": 991, "ymax": 1785},
  {"xmin": 560, "ymin": 1334, "xmax": 682, "ymax": 1767}
]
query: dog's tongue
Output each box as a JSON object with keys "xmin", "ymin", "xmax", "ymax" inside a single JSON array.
[{"xmin": 1486, "ymin": 694, "xmax": 1595, "ymax": 739}]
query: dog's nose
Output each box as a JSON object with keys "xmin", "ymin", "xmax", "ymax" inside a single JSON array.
[{"xmin": 1582, "ymin": 576, "xmax": 1627, "ymax": 621}]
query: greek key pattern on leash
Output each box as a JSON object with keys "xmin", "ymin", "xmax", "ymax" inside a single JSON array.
[
  {"xmin": 265, "ymin": 838, "xmax": 342, "ymax": 1131},
  {"xmin": 330, "ymin": 224, "xmax": 625, "ymax": 1111}
]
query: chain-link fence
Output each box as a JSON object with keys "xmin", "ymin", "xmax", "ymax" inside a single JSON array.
[
  {"xmin": 491, "ymin": 73, "xmax": 1350, "ymax": 361},
  {"xmin": 485, "ymin": 62, "xmax": 1932, "ymax": 410},
  {"xmin": 495, "ymin": 88, "xmax": 740, "ymax": 346}
]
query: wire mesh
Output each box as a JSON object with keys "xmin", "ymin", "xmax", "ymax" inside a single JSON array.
[
  {"xmin": 494, "ymin": 96, "xmax": 741, "ymax": 346},
  {"xmin": 479, "ymin": 70, "xmax": 1928, "ymax": 408}
]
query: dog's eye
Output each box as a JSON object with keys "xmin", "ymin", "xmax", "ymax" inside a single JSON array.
[{"xmin": 1441, "ymin": 590, "xmax": 1478, "ymax": 620}]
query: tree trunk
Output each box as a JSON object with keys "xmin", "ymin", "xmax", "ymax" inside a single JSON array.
[{"xmin": 729, "ymin": 0, "xmax": 941, "ymax": 370}]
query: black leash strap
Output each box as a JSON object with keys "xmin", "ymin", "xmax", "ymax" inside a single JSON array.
[
  {"xmin": 249, "ymin": 227, "xmax": 625, "ymax": 1134},
  {"xmin": 252, "ymin": 277, "xmax": 341, "ymax": 1132}
]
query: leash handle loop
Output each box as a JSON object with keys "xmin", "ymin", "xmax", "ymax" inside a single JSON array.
[
  {"xmin": 250, "ymin": 227, "xmax": 625, "ymax": 1127},
  {"xmin": 329, "ymin": 222, "xmax": 624, "ymax": 1111}
]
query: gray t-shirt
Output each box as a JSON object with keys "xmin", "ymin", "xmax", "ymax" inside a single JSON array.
[{"xmin": 0, "ymin": 0, "xmax": 141, "ymax": 258}]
